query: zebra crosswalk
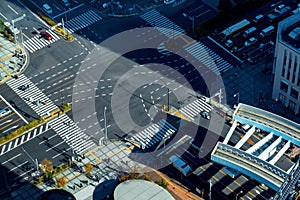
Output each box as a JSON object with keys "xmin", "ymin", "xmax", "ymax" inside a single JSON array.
[
  {"xmin": 185, "ymin": 41, "xmax": 234, "ymax": 75},
  {"xmin": 7, "ymin": 74, "xmax": 58, "ymax": 116},
  {"xmin": 65, "ymin": 10, "xmax": 102, "ymax": 33},
  {"xmin": 6, "ymin": 74, "xmax": 96, "ymax": 154},
  {"xmin": 23, "ymin": 10, "xmax": 102, "ymax": 54},
  {"xmin": 140, "ymin": 9, "xmax": 185, "ymax": 38},
  {"xmin": 23, "ymin": 29, "xmax": 60, "ymax": 53},
  {"xmin": 49, "ymin": 113, "xmax": 95, "ymax": 155},
  {"xmin": 0, "ymin": 123, "xmax": 50, "ymax": 156},
  {"xmin": 130, "ymin": 119, "xmax": 177, "ymax": 150},
  {"xmin": 179, "ymin": 96, "xmax": 213, "ymax": 120}
]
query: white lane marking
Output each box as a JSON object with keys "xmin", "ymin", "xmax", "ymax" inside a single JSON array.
[
  {"xmin": 2, "ymin": 153, "xmax": 21, "ymax": 165},
  {"xmin": 8, "ymin": 5, "xmax": 19, "ymax": 14},
  {"xmin": 0, "ymin": 12, "xmax": 7, "ymax": 20}
]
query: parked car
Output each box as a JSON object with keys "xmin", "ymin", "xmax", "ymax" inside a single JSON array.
[
  {"xmin": 42, "ymin": 4, "xmax": 53, "ymax": 15},
  {"xmin": 274, "ymin": 4, "xmax": 290, "ymax": 15},
  {"xmin": 0, "ymin": 108, "xmax": 12, "ymax": 118},
  {"xmin": 260, "ymin": 26, "xmax": 275, "ymax": 38},
  {"xmin": 243, "ymin": 27, "xmax": 257, "ymax": 38},
  {"xmin": 40, "ymin": 32, "xmax": 52, "ymax": 40},
  {"xmin": 164, "ymin": 0, "xmax": 175, "ymax": 4},
  {"xmin": 244, "ymin": 37, "xmax": 258, "ymax": 47},
  {"xmin": 61, "ymin": 0, "xmax": 70, "ymax": 8}
]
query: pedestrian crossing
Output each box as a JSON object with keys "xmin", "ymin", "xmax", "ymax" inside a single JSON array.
[
  {"xmin": 130, "ymin": 119, "xmax": 177, "ymax": 150},
  {"xmin": 65, "ymin": 10, "xmax": 102, "ymax": 33},
  {"xmin": 6, "ymin": 74, "xmax": 96, "ymax": 154},
  {"xmin": 22, "ymin": 10, "xmax": 102, "ymax": 54},
  {"xmin": 6, "ymin": 74, "xmax": 57, "ymax": 116},
  {"xmin": 0, "ymin": 123, "xmax": 50, "ymax": 156},
  {"xmin": 179, "ymin": 96, "xmax": 213, "ymax": 120},
  {"xmin": 140, "ymin": 9, "xmax": 185, "ymax": 38},
  {"xmin": 49, "ymin": 113, "xmax": 96, "ymax": 155},
  {"xmin": 23, "ymin": 29, "xmax": 60, "ymax": 53},
  {"xmin": 185, "ymin": 42, "xmax": 233, "ymax": 75}
]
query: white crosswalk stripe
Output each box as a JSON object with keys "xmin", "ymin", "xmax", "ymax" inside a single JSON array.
[
  {"xmin": 49, "ymin": 114, "xmax": 95, "ymax": 155},
  {"xmin": 141, "ymin": 9, "xmax": 233, "ymax": 75},
  {"xmin": 140, "ymin": 9, "xmax": 185, "ymax": 38},
  {"xmin": 130, "ymin": 119, "xmax": 177, "ymax": 149},
  {"xmin": 23, "ymin": 29, "xmax": 60, "ymax": 53},
  {"xmin": 6, "ymin": 74, "xmax": 96, "ymax": 154},
  {"xmin": 65, "ymin": 10, "xmax": 102, "ymax": 33},
  {"xmin": 185, "ymin": 42, "xmax": 233, "ymax": 75},
  {"xmin": 0, "ymin": 123, "xmax": 49, "ymax": 156},
  {"xmin": 179, "ymin": 96, "xmax": 213, "ymax": 120}
]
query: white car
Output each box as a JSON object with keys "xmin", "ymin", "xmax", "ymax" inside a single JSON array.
[
  {"xmin": 43, "ymin": 3, "xmax": 53, "ymax": 15},
  {"xmin": 0, "ymin": 108, "xmax": 12, "ymax": 118},
  {"xmin": 244, "ymin": 37, "xmax": 258, "ymax": 47},
  {"xmin": 164, "ymin": 0, "xmax": 175, "ymax": 5}
]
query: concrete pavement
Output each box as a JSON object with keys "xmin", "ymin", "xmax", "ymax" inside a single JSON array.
[{"xmin": 0, "ymin": 36, "xmax": 28, "ymax": 83}]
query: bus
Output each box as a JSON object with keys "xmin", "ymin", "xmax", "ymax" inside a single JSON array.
[{"xmin": 221, "ymin": 19, "xmax": 251, "ymax": 39}]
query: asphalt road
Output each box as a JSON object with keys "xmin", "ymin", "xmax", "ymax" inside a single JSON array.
[{"xmin": 0, "ymin": 128, "xmax": 72, "ymax": 195}]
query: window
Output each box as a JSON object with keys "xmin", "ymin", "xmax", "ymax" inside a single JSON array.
[
  {"xmin": 288, "ymin": 100, "xmax": 296, "ymax": 112},
  {"xmin": 283, "ymin": 55, "xmax": 287, "ymax": 66},
  {"xmin": 292, "ymin": 74, "xmax": 295, "ymax": 84},
  {"xmin": 287, "ymin": 71, "xmax": 290, "ymax": 80},
  {"xmin": 282, "ymin": 67, "xmax": 285, "ymax": 77},
  {"xmin": 290, "ymin": 88, "xmax": 299, "ymax": 99},
  {"xmin": 280, "ymin": 81, "xmax": 288, "ymax": 93},
  {"xmin": 294, "ymin": 56, "xmax": 297, "ymax": 73}
]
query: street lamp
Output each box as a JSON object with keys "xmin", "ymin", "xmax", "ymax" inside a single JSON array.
[
  {"xmin": 236, "ymin": 191, "xmax": 243, "ymax": 200},
  {"xmin": 104, "ymin": 106, "xmax": 108, "ymax": 143},
  {"xmin": 233, "ymin": 92, "xmax": 240, "ymax": 105},
  {"xmin": 19, "ymin": 27, "xmax": 28, "ymax": 49},
  {"xmin": 183, "ymin": 13, "xmax": 195, "ymax": 35}
]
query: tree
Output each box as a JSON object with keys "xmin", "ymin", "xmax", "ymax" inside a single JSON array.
[
  {"xmin": 0, "ymin": 19, "xmax": 5, "ymax": 32},
  {"xmin": 56, "ymin": 176, "xmax": 68, "ymax": 188},
  {"xmin": 84, "ymin": 163, "xmax": 94, "ymax": 177},
  {"xmin": 217, "ymin": 0, "xmax": 233, "ymax": 12},
  {"xmin": 40, "ymin": 158, "xmax": 54, "ymax": 173}
]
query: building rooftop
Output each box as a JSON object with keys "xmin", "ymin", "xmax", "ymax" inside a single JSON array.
[
  {"xmin": 278, "ymin": 13, "xmax": 300, "ymax": 51},
  {"xmin": 114, "ymin": 180, "xmax": 175, "ymax": 200}
]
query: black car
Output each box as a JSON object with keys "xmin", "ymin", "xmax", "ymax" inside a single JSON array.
[{"xmin": 18, "ymin": 84, "xmax": 29, "ymax": 91}]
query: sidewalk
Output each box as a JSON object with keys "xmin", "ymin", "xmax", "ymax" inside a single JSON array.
[{"xmin": 0, "ymin": 36, "xmax": 28, "ymax": 84}]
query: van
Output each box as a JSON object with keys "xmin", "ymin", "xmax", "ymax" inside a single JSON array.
[
  {"xmin": 0, "ymin": 108, "xmax": 12, "ymax": 118},
  {"xmin": 243, "ymin": 27, "xmax": 257, "ymax": 38},
  {"xmin": 169, "ymin": 155, "xmax": 192, "ymax": 176},
  {"xmin": 43, "ymin": 4, "xmax": 53, "ymax": 15},
  {"xmin": 260, "ymin": 26, "xmax": 274, "ymax": 38},
  {"xmin": 253, "ymin": 14, "xmax": 263, "ymax": 23}
]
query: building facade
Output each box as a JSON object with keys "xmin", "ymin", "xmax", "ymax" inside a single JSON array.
[{"xmin": 272, "ymin": 13, "xmax": 300, "ymax": 114}]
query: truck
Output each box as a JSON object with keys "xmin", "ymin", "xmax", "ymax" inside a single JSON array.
[{"xmin": 169, "ymin": 155, "xmax": 192, "ymax": 176}]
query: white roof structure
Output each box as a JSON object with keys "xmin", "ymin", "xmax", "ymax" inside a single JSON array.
[{"xmin": 114, "ymin": 180, "xmax": 175, "ymax": 200}]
